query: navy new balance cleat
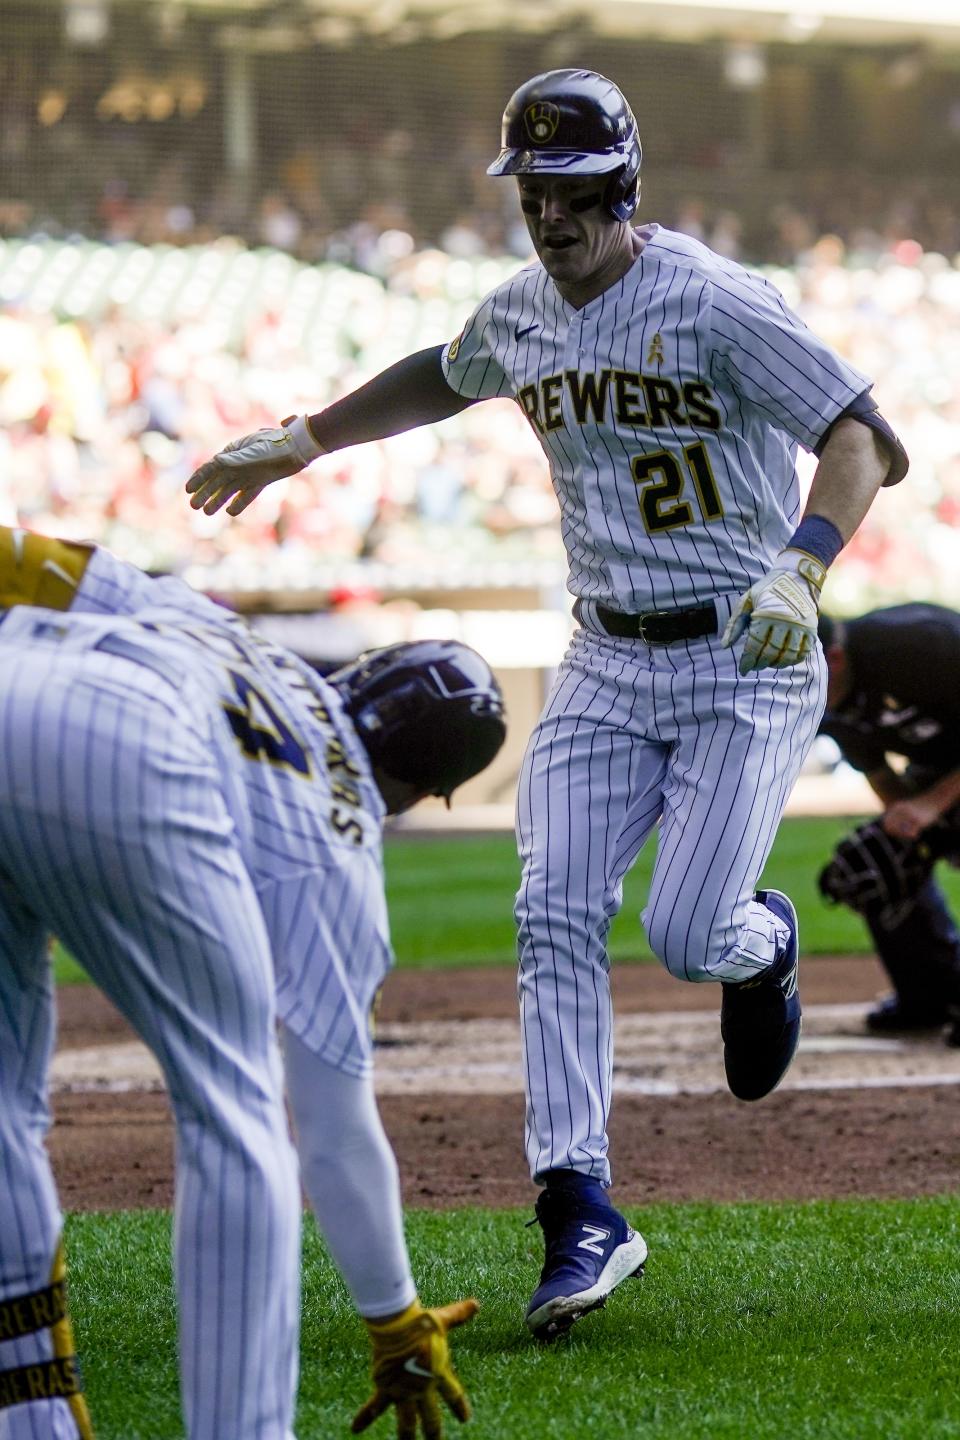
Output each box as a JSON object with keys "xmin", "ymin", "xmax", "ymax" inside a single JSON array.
[
  {"xmin": 525, "ymin": 1188, "xmax": 647, "ymax": 1341},
  {"xmin": 721, "ymin": 887, "xmax": 801, "ymax": 1102}
]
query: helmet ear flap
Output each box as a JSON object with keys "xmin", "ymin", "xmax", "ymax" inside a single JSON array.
[{"xmin": 604, "ymin": 166, "xmax": 640, "ymax": 223}]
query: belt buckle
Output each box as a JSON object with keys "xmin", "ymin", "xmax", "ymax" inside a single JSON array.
[{"xmin": 637, "ymin": 609, "xmax": 671, "ymax": 644}]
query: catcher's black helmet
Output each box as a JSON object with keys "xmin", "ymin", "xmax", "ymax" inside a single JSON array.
[
  {"xmin": 329, "ymin": 640, "xmax": 506, "ymax": 803},
  {"xmin": 487, "ymin": 69, "xmax": 642, "ymax": 222}
]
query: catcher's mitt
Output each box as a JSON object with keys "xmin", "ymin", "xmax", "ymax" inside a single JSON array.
[{"xmin": 817, "ymin": 817, "xmax": 951, "ymax": 926}]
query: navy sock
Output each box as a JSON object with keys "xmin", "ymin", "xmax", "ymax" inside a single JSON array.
[{"xmin": 542, "ymin": 1169, "xmax": 612, "ymax": 1209}]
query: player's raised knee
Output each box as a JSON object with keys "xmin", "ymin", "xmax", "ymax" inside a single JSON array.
[{"xmin": 644, "ymin": 909, "xmax": 725, "ymax": 983}]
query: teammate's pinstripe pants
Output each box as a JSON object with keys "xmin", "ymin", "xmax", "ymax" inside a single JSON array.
[
  {"xmin": 0, "ymin": 638, "xmax": 300, "ymax": 1438},
  {"xmin": 516, "ymin": 624, "xmax": 825, "ymax": 1185}
]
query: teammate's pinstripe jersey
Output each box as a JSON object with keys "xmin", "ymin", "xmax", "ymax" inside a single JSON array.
[
  {"xmin": 61, "ymin": 546, "xmax": 393, "ymax": 1076},
  {"xmin": 442, "ymin": 224, "xmax": 870, "ymax": 611}
]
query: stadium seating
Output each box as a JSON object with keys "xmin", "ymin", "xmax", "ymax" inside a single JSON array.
[{"xmin": 0, "ymin": 236, "xmax": 957, "ymax": 608}]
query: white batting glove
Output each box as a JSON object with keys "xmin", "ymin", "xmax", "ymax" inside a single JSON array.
[
  {"xmin": 721, "ymin": 549, "xmax": 826, "ymax": 676},
  {"xmin": 186, "ymin": 415, "xmax": 325, "ymax": 517}
]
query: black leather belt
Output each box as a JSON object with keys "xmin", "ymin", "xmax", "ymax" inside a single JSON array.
[{"xmin": 576, "ymin": 599, "xmax": 718, "ymax": 644}]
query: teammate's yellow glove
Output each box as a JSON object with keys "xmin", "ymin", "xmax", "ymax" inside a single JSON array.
[
  {"xmin": 352, "ymin": 1297, "xmax": 479, "ymax": 1440},
  {"xmin": 186, "ymin": 415, "xmax": 324, "ymax": 516},
  {"xmin": 721, "ymin": 548, "xmax": 825, "ymax": 675}
]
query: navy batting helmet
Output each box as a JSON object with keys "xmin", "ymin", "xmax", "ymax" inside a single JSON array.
[
  {"xmin": 487, "ymin": 69, "xmax": 642, "ymax": 222},
  {"xmin": 329, "ymin": 640, "xmax": 506, "ymax": 803}
]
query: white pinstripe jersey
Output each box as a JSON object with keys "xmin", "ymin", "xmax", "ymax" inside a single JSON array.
[
  {"xmin": 67, "ymin": 546, "xmax": 392, "ymax": 1076},
  {"xmin": 442, "ymin": 224, "xmax": 871, "ymax": 612}
]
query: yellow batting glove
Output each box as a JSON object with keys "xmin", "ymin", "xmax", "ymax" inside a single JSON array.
[
  {"xmin": 186, "ymin": 415, "xmax": 325, "ymax": 517},
  {"xmin": 0, "ymin": 527, "xmax": 93, "ymax": 611},
  {"xmin": 721, "ymin": 548, "xmax": 826, "ymax": 676},
  {"xmin": 352, "ymin": 1297, "xmax": 479, "ymax": 1440}
]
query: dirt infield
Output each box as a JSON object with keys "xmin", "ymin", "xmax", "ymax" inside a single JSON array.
[{"xmin": 51, "ymin": 956, "xmax": 960, "ymax": 1211}]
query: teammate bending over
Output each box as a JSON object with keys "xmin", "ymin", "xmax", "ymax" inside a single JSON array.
[
  {"xmin": 0, "ymin": 527, "xmax": 503, "ymax": 1438},
  {"xmin": 185, "ymin": 69, "xmax": 907, "ymax": 1341}
]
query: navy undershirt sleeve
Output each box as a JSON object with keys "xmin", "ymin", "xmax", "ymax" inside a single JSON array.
[
  {"xmin": 307, "ymin": 345, "xmax": 476, "ymax": 451},
  {"xmin": 813, "ymin": 388, "xmax": 909, "ymax": 485}
]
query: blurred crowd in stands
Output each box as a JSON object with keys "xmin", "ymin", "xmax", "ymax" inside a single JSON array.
[
  {"xmin": 0, "ymin": 228, "xmax": 958, "ymax": 607},
  {"xmin": 6, "ymin": 160, "xmax": 960, "ymax": 281},
  {"xmin": 4, "ymin": 107, "xmax": 960, "ymax": 274}
]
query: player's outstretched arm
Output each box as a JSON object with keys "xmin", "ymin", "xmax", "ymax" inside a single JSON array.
[
  {"xmin": 186, "ymin": 345, "xmax": 475, "ymax": 517},
  {"xmin": 723, "ymin": 416, "xmax": 895, "ymax": 675},
  {"xmin": 281, "ymin": 1031, "xmax": 485, "ymax": 1439},
  {"xmin": 352, "ymin": 1297, "xmax": 479, "ymax": 1440}
]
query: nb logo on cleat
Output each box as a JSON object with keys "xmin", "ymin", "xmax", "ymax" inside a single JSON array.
[{"xmin": 577, "ymin": 1224, "xmax": 611, "ymax": 1255}]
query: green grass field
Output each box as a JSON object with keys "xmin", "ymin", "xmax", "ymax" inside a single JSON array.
[
  {"xmin": 54, "ymin": 816, "xmax": 960, "ymax": 1437},
  {"xmin": 378, "ymin": 815, "xmax": 912, "ymax": 968},
  {"xmin": 53, "ymin": 815, "xmax": 960, "ymax": 981},
  {"xmin": 68, "ymin": 1201, "xmax": 960, "ymax": 1439}
]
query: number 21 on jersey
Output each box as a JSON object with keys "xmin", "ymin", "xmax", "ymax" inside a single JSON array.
[{"xmin": 632, "ymin": 440, "xmax": 723, "ymax": 534}]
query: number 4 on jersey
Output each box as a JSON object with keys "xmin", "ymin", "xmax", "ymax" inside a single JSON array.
[{"xmin": 223, "ymin": 670, "xmax": 311, "ymax": 775}]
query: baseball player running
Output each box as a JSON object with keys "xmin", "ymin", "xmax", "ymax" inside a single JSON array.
[
  {"xmin": 186, "ymin": 68, "xmax": 907, "ymax": 1341},
  {"xmin": 0, "ymin": 526, "xmax": 503, "ymax": 1436}
]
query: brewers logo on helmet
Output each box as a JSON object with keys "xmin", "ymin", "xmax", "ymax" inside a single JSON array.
[
  {"xmin": 524, "ymin": 101, "xmax": 560, "ymax": 145},
  {"xmin": 488, "ymin": 68, "xmax": 642, "ymax": 222}
]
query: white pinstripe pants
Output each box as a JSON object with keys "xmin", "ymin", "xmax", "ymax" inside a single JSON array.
[
  {"xmin": 516, "ymin": 623, "xmax": 826, "ymax": 1184},
  {"xmin": 0, "ymin": 637, "xmax": 300, "ymax": 1438}
]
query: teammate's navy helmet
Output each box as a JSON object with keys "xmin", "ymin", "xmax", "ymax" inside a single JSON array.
[
  {"xmin": 329, "ymin": 640, "xmax": 506, "ymax": 803},
  {"xmin": 487, "ymin": 69, "xmax": 642, "ymax": 222}
]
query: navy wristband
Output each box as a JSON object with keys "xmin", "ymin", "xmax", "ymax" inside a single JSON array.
[{"xmin": 787, "ymin": 514, "xmax": 843, "ymax": 568}]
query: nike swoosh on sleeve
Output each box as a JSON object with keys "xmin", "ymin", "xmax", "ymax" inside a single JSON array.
[{"xmin": 41, "ymin": 560, "xmax": 80, "ymax": 588}]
